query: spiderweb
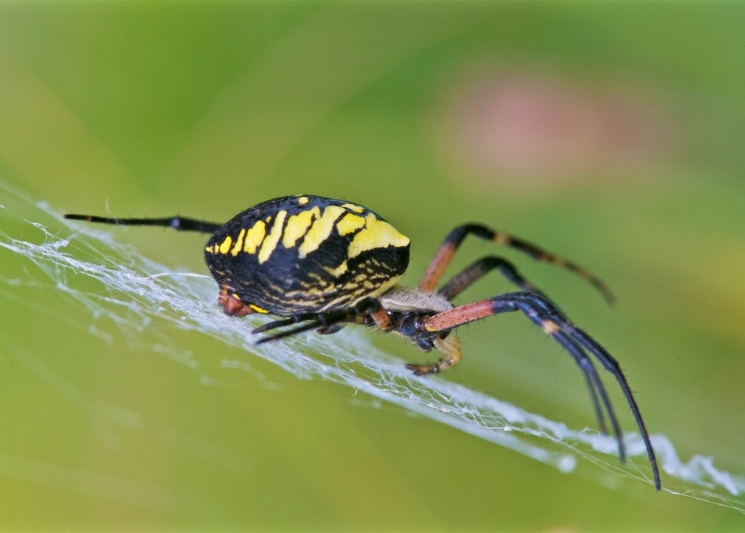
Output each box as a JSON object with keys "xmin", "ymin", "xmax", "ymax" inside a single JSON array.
[{"xmin": 1, "ymin": 181, "xmax": 743, "ymax": 514}]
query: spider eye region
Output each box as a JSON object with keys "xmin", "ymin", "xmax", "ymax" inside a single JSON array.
[{"xmin": 204, "ymin": 195, "xmax": 410, "ymax": 317}]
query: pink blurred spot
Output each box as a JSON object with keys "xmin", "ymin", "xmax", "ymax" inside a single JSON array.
[{"xmin": 447, "ymin": 74, "xmax": 671, "ymax": 187}]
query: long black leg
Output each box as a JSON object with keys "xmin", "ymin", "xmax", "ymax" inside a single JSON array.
[
  {"xmin": 506, "ymin": 293, "xmax": 659, "ymax": 470},
  {"xmin": 502, "ymin": 298, "xmax": 619, "ymax": 447},
  {"xmin": 552, "ymin": 331, "xmax": 617, "ymax": 445},
  {"xmin": 581, "ymin": 361, "xmax": 608, "ymax": 436},
  {"xmin": 64, "ymin": 214, "xmax": 222, "ymax": 234},
  {"xmin": 550, "ymin": 314, "xmax": 661, "ymax": 490},
  {"xmin": 423, "ymin": 292, "xmax": 660, "ymax": 490},
  {"xmin": 438, "ymin": 255, "xmax": 547, "ymax": 301},
  {"xmin": 498, "ymin": 294, "xmax": 658, "ymax": 488},
  {"xmin": 419, "ymin": 224, "xmax": 614, "ymax": 305}
]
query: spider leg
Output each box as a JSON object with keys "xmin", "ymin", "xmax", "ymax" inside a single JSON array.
[
  {"xmin": 406, "ymin": 335, "xmax": 462, "ymax": 376},
  {"xmin": 253, "ymin": 297, "xmax": 386, "ymax": 343},
  {"xmin": 419, "ymin": 224, "xmax": 614, "ymax": 304},
  {"xmin": 551, "ymin": 330, "xmax": 615, "ymax": 442},
  {"xmin": 316, "ymin": 323, "xmax": 347, "ymax": 335},
  {"xmin": 422, "ymin": 291, "xmax": 660, "ymax": 490},
  {"xmin": 255, "ymin": 316, "xmax": 335, "ymax": 343},
  {"xmin": 252, "ymin": 316, "xmax": 313, "ymax": 335},
  {"xmin": 437, "ymin": 255, "xmax": 547, "ymax": 301},
  {"xmin": 581, "ymin": 361, "xmax": 608, "ymax": 436},
  {"xmin": 64, "ymin": 214, "xmax": 222, "ymax": 234},
  {"xmin": 437, "ymin": 257, "xmax": 607, "ymax": 435},
  {"xmin": 507, "ymin": 293, "xmax": 656, "ymax": 461},
  {"xmin": 493, "ymin": 296, "xmax": 619, "ymax": 449},
  {"xmin": 550, "ymin": 315, "xmax": 660, "ymax": 490}
]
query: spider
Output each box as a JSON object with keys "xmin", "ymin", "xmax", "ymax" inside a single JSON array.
[{"xmin": 66, "ymin": 194, "xmax": 660, "ymax": 489}]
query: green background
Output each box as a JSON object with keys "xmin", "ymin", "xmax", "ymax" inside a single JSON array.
[{"xmin": 1, "ymin": 2, "xmax": 744, "ymax": 530}]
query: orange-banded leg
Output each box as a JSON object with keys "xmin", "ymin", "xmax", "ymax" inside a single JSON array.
[
  {"xmin": 252, "ymin": 297, "xmax": 389, "ymax": 342},
  {"xmin": 422, "ymin": 291, "xmax": 660, "ymax": 490},
  {"xmin": 406, "ymin": 336, "xmax": 461, "ymax": 376},
  {"xmin": 419, "ymin": 224, "xmax": 615, "ymax": 305},
  {"xmin": 437, "ymin": 255, "xmax": 547, "ymax": 301}
]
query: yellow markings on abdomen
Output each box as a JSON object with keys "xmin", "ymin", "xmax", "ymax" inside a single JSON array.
[
  {"xmin": 230, "ymin": 228, "xmax": 246, "ymax": 256},
  {"xmin": 218, "ymin": 235, "xmax": 233, "ymax": 254},
  {"xmin": 336, "ymin": 213, "xmax": 366, "ymax": 236},
  {"xmin": 298, "ymin": 205, "xmax": 346, "ymax": 258},
  {"xmin": 323, "ymin": 260, "xmax": 348, "ymax": 278},
  {"xmin": 348, "ymin": 213, "xmax": 410, "ymax": 259},
  {"xmin": 243, "ymin": 220, "xmax": 267, "ymax": 254},
  {"xmin": 341, "ymin": 203, "xmax": 364, "ymax": 213},
  {"xmin": 258, "ymin": 210, "xmax": 288, "ymax": 264},
  {"xmin": 282, "ymin": 207, "xmax": 320, "ymax": 249}
]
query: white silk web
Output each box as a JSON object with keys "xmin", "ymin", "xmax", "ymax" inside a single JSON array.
[{"xmin": 1, "ymin": 182, "xmax": 743, "ymax": 514}]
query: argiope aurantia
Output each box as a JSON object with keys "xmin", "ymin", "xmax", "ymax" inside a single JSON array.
[{"xmin": 66, "ymin": 194, "xmax": 660, "ymax": 490}]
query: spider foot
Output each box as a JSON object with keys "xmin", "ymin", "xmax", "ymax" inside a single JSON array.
[
  {"xmin": 406, "ymin": 336, "xmax": 462, "ymax": 376},
  {"xmin": 317, "ymin": 323, "xmax": 346, "ymax": 335},
  {"xmin": 405, "ymin": 362, "xmax": 440, "ymax": 376}
]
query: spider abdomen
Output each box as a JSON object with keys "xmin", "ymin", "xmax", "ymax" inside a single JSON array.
[{"xmin": 204, "ymin": 195, "xmax": 410, "ymax": 316}]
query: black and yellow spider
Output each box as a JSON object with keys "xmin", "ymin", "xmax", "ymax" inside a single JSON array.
[{"xmin": 66, "ymin": 194, "xmax": 660, "ymax": 489}]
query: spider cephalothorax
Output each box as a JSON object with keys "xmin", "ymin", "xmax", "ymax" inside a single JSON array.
[{"xmin": 66, "ymin": 194, "xmax": 661, "ymax": 489}]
